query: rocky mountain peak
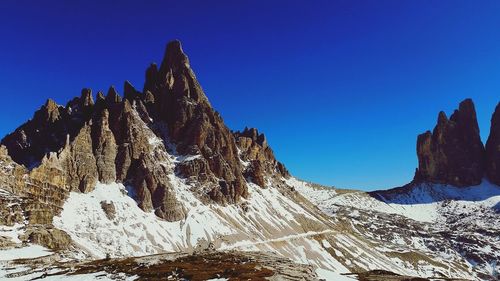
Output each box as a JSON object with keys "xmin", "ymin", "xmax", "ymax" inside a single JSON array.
[
  {"xmin": 80, "ymin": 88, "xmax": 94, "ymax": 107},
  {"xmin": 38, "ymin": 98, "xmax": 61, "ymax": 123},
  {"xmin": 161, "ymin": 40, "xmax": 189, "ymax": 70},
  {"xmin": 437, "ymin": 111, "xmax": 448, "ymax": 125},
  {"xmin": 106, "ymin": 86, "xmax": 122, "ymax": 104},
  {"xmin": 449, "ymin": 98, "xmax": 481, "ymax": 140},
  {"xmin": 0, "ymin": 40, "xmax": 295, "ymax": 220},
  {"xmin": 234, "ymin": 128, "xmax": 289, "ymax": 187},
  {"xmin": 96, "ymin": 91, "xmax": 105, "ymax": 102},
  {"xmin": 238, "ymin": 127, "xmax": 268, "ymax": 148},
  {"xmin": 123, "ymin": 81, "xmax": 141, "ymax": 101},
  {"xmin": 486, "ymin": 102, "xmax": 500, "ymax": 185},
  {"xmin": 415, "ymin": 99, "xmax": 485, "ymax": 186},
  {"xmin": 144, "ymin": 63, "xmax": 159, "ymax": 93}
]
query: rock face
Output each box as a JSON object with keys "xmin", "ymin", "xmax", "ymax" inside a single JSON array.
[
  {"xmin": 415, "ymin": 99, "xmax": 485, "ymax": 186},
  {"xmin": 0, "ymin": 40, "xmax": 289, "ymax": 223},
  {"xmin": 234, "ymin": 128, "xmax": 289, "ymax": 187},
  {"xmin": 0, "ymin": 145, "xmax": 72, "ymax": 250},
  {"xmin": 65, "ymin": 124, "xmax": 98, "ymax": 193},
  {"xmin": 143, "ymin": 40, "xmax": 248, "ymax": 203},
  {"xmin": 486, "ymin": 102, "xmax": 500, "ymax": 185},
  {"xmin": 91, "ymin": 109, "xmax": 117, "ymax": 184}
]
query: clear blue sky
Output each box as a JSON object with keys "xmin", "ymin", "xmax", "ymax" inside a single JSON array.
[{"xmin": 0, "ymin": 1, "xmax": 499, "ymax": 190}]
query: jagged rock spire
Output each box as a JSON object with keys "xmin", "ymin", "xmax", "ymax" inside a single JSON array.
[
  {"xmin": 96, "ymin": 91, "xmax": 105, "ymax": 102},
  {"xmin": 143, "ymin": 63, "xmax": 159, "ymax": 93},
  {"xmin": 415, "ymin": 99, "xmax": 485, "ymax": 186},
  {"xmin": 124, "ymin": 81, "xmax": 141, "ymax": 101},
  {"xmin": 144, "ymin": 40, "xmax": 246, "ymax": 202},
  {"xmin": 38, "ymin": 98, "xmax": 61, "ymax": 123},
  {"xmin": 160, "ymin": 40, "xmax": 189, "ymax": 72},
  {"xmin": 80, "ymin": 88, "xmax": 94, "ymax": 107},
  {"xmin": 0, "ymin": 40, "xmax": 292, "ymax": 219},
  {"xmin": 106, "ymin": 86, "xmax": 122, "ymax": 104},
  {"xmin": 233, "ymin": 128, "xmax": 289, "ymax": 187},
  {"xmin": 486, "ymin": 102, "xmax": 500, "ymax": 185}
]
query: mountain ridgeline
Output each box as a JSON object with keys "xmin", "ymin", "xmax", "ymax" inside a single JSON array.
[
  {"xmin": 0, "ymin": 39, "xmax": 498, "ymax": 226},
  {"xmin": 0, "ymin": 40, "xmax": 499, "ymax": 280},
  {"xmin": 415, "ymin": 99, "xmax": 500, "ymax": 187},
  {"xmin": 0, "ymin": 40, "xmax": 289, "ymax": 222}
]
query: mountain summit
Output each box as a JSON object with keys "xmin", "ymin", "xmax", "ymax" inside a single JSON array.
[
  {"xmin": 1, "ymin": 40, "xmax": 289, "ymax": 222},
  {"xmin": 0, "ymin": 41, "xmax": 498, "ymax": 281},
  {"xmin": 414, "ymin": 98, "xmax": 500, "ymax": 188}
]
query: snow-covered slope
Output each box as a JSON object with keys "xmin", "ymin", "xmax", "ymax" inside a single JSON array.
[
  {"xmin": 289, "ymin": 177, "xmax": 500, "ymax": 280},
  {"xmin": 5, "ymin": 173, "xmax": 497, "ymax": 280},
  {"xmin": 51, "ymin": 179, "xmax": 349, "ymax": 276}
]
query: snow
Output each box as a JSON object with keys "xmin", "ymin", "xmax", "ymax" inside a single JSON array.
[
  {"xmin": 322, "ymin": 239, "xmax": 332, "ymax": 248},
  {"xmin": 53, "ymin": 182, "xmax": 234, "ymax": 258},
  {"xmin": 176, "ymin": 154, "xmax": 201, "ymax": 162},
  {"xmin": 290, "ymin": 177, "xmax": 500, "ymax": 224},
  {"xmin": 0, "ymin": 245, "xmax": 52, "ymax": 261},
  {"xmin": 316, "ymin": 268, "xmax": 354, "ymax": 281},
  {"xmin": 0, "ymin": 223, "xmax": 26, "ymax": 244},
  {"xmin": 52, "ymin": 173, "xmax": 347, "ymax": 275},
  {"xmin": 0, "ymin": 266, "xmax": 138, "ymax": 281},
  {"xmin": 287, "ymin": 177, "xmax": 500, "ymax": 279},
  {"xmin": 219, "ymin": 230, "xmax": 333, "ymax": 250},
  {"xmin": 52, "ymin": 178, "xmax": 338, "ymax": 273}
]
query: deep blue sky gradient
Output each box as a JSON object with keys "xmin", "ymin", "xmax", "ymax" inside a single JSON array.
[{"xmin": 1, "ymin": 1, "xmax": 499, "ymax": 190}]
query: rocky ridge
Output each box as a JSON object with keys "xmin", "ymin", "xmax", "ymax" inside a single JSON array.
[
  {"xmin": 485, "ymin": 102, "xmax": 500, "ymax": 185},
  {"xmin": 0, "ymin": 40, "xmax": 289, "ymax": 223},
  {"xmin": 415, "ymin": 98, "xmax": 499, "ymax": 187},
  {"xmin": 0, "ymin": 40, "xmax": 499, "ymax": 281}
]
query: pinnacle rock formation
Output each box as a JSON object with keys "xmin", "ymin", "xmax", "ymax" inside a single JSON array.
[
  {"xmin": 486, "ymin": 102, "xmax": 500, "ymax": 185},
  {"xmin": 143, "ymin": 40, "xmax": 248, "ymax": 203},
  {"xmin": 234, "ymin": 128, "xmax": 289, "ymax": 187},
  {"xmin": 415, "ymin": 99, "xmax": 485, "ymax": 186},
  {"xmin": 1, "ymin": 40, "xmax": 290, "ymax": 223}
]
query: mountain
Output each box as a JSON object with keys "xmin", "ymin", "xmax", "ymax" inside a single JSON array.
[
  {"xmin": 414, "ymin": 99, "xmax": 485, "ymax": 186},
  {"xmin": 0, "ymin": 40, "xmax": 499, "ymax": 281},
  {"xmin": 486, "ymin": 103, "xmax": 500, "ymax": 186}
]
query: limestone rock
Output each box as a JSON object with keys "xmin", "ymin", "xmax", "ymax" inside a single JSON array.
[
  {"xmin": 0, "ymin": 40, "xmax": 290, "ymax": 222},
  {"xmin": 100, "ymin": 201, "xmax": 116, "ymax": 220},
  {"xmin": 80, "ymin": 88, "xmax": 95, "ymax": 107},
  {"xmin": 21, "ymin": 226, "xmax": 72, "ymax": 250},
  {"xmin": 124, "ymin": 81, "xmax": 141, "ymax": 101},
  {"xmin": 234, "ymin": 128, "xmax": 290, "ymax": 187},
  {"xmin": 39, "ymin": 99, "xmax": 62, "ymax": 123},
  {"xmin": 415, "ymin": 99, "xmax": 485, "ymax": 186},
  {"xmin": 92, "ymin": 109, "xmax": 117, "ymax": 184},
  {"xmin": 153, "ymin": 185, "xmax": 186, "ymax": 221},
  {"xmin": 145, "ymin": 40, "xmax": 248, "ymax": 203},
  {"xmin": 486, "ymin": 102, "xmax": 500, "ymax": 185},
  {"xmin": 106, "ymin": 86, "xmax": 122, "ymax": 105},
  {"xmin": 1, "ymin": 100, "xmax": 68, "ymax": 167},
  {"xmin": 65, "ymin": 124, "xmax": 98, "ymax": 193}
]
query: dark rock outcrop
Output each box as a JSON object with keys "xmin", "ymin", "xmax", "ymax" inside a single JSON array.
[
  {"xmin": 415, "ymin": 99, "xmax": 485, "ymax": 186},
  {"xmin": 486, "ymin": 102, "xmax": 500, "ymax": 185}
]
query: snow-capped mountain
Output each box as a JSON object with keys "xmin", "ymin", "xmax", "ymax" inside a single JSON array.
[{"xmin": 0, "ymin": 40, "xmax": 498, "ymax": 281}]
